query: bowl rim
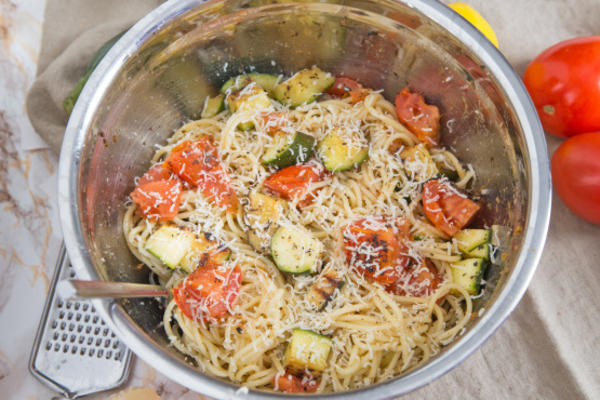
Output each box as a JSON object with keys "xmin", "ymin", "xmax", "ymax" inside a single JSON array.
[{"xmin": 58, "ymin": 0, "xmax": 552, "ymax": 398}]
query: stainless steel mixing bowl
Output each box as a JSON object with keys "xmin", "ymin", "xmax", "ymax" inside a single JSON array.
[{"xmin": 58, "ymin": 0, "xmax": 552, "ymax": 398}]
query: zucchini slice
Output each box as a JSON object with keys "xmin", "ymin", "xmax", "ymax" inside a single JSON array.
[
  {"xmin": 226, "ymin": 82, "xmax": 272, "ymax": 130},
  {"xmin": 245, "ymin": 192, "xmax": 286, "ymax": 254},
  {"xmin": 201, "ymin": 94, "xmax": 225, "ymax": 119},
  {"xmin": 262, "ymin": 131, "xmax": 316, "ymax": 168},
  {"xmin": 220, "ymin": 72, "xmax": 280, "ymax": 95},
  {"xmin": 306, "ymin": 270, "xmax": 344, "ymax": 311},
  {"xmin": 145, "ymin": 226, "xmax": 195, "ymax": 269},
  {"xmin": 450, "ymin": 257, "xmax": 486, "ymax": 295},
  {"xmin": 400, "ymin": 144, "xmax": 439, "ymax": 182},
  {"xmin": 283, "ymin": 328, "xmax": 332, "ymax": 374},
  {"xmin": 178, "ymin": 233, "xmax": 232, "ymax": 273},
  {"xmin": 455, "ymin": 229, "xmax": 491, "ymax": 259},
  {"xmin": 317, "ymin": 129, "xmax": 369, "ymax": 172},
  {"xmin": 270, "ymin": 225, "xmax": 322, "ymax": 274},
  {"xmin": 272, "ymin": 67, "xmax": 335, "ymax": 108}
]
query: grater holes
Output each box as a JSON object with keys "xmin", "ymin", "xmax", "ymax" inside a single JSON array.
[
  {"xmin": 45, "ymin": 341, "xmax": 52, "ymax": 351},
  {"xmin": 61, "ymin": 333, "xmax": 68, "ymax": 342},
  {"xmin": 104, "ymin": 339, "xmax": 111, "ymax": 348},
  {"xmin": 84, "ymin": 314, "xmax": 90, "ymax": 323},
  {"xmin": 68, "ymin": 323, "xmax": 75, "ymax": 332},
  {"xmin": 67, "ymin": 311, "xmax": 73, "ymax": 320},
  {"xmin": 102, "ymin": 328, "xmax": 109, "ymax": 336},
  {"xmin": 69, "ymin": 270, "xmax": 76, "ymax": 279},
  {"xmin": 85, "ymin": 326, "xmax": 92, "ymax": 334},
  {"xmin": 114, "ymin": 351, "xmax": 121, "ymax": 360},
  {"xmin": 77, "ymin": 324, "xmax": 83, "ymax": 333},
  {"xmin": 87, "ymin": 337, "xmax": 93, "ymax": 345},
  {"xmin": 97, "ymin": 349, "xmax": 104, "ymax": 358},
  {"xmin": 95, "ymin": 338, "xmax": 102, "ymax": 346},
  {"xmin": 74, "ymin": 302, "xmax": 81, "ymax": 310},
  {"xmin": 54, "ymin": 343, "xmax": 60, "ymax": 352},
  {"xmin": 58, "ymin": 311, "xmax": 65, "ymax": 319},
  {"xmin": 69, "ymin": 334, "xmax": 76, "ymax": 343},
  {"xmin": 71, "ymin": 345, "xmax": 78, "ymax": 354},
  {"xmin": 94, "ymin": 327, "xmax": 100, "ymax": 335},
  {"xmin": 88, "ymin": 348, "xmax": 95, "ymax": 356},
  {"xmin": 80, "ymin": 347, "xmax": 86, "ymax": 355},
  {"xmin": 110, "ymin": 332, "xmax": 115, "ymax": 339},
  {"xmin": 75, "ymin": 313, "xmax": 82, "ymax": 322},
  {"xmin": 106, "ymin": 350, "xmax": 112, "ymax": 359},
  {"xmin": 82, "ymin": 304, "xmax": 89, "ymax": 312},
  {"xmin": 53, "ymin": 331, "xmax": 59, "ymax": 340},
  {"xmin": 66, "ymin": 301, "xmax": 72, "ymax": 310},
  {"xmin": 62, "ymin": 344, "xmax": 69, "ymax": 353},
  {"xmin": 112, "ymin": 341, "xmax": 119, "ymax": 349},
  {"xmin": 51, "ymin": 320, "xmax": 57, "ymax": 329},
  {"xmin": 92, "ymin": 316, "xmax": 99, "ymax": 324},
  {"xmin": 60, "ymin": 321, "xmax": 66, "ymax": 330},
  {"xmin": 78, "ymin": 335, "xmax": 85, "ymax": 344}
]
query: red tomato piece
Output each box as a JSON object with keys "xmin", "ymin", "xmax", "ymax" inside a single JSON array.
[
  {"xmin": 263, "ymin": 164, "xmax": 325, "ymax": 208},
  {"xmin": 394, "ymin": 87, "xmax": 440, "ymax": 148},
  {"xmin": 273, "ymin": 373, "xmax": 318, "ymax": 393},
  {"xmin": 137, "ymin": 164, "xmax": 175, "ymax": 186},
  {"xmin": 327, "ymin": 77, "xmax": 369, "ymax": 104},
  {"xmin": 165, "ymin": 137, "xmax": 238, "ymax": 213},
  {"xmin": 130, "ymin": 179, "xmax": 182, "ymax": 222},
  {"xmin": 523, "ymin": 36, "xmax": 600, "ymax": 137},
  {"xmin": 551, "ymin": 132, "xmax": 600, "ymax": 224},
  {"xmin": 387, "ymin": 258, "xmax": 441, "ymax": 297},
  {"xmin": 172, "ymin": 264, "xmax": 242, "ymax": 322},
  {"xmin": 422, "ymin": 180, "xmax": 480, "ymax": 237},
  {"xmin": 260, "ymin": 112, "xmax": 290, "ymax": 135},
  {"xmin": 343, "ymin": 217, "xmax": 411, "ymax": 286}
]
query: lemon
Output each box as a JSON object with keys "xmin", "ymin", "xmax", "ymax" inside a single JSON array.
[{"xmin": 448, "ymin": 2, "xmax": 499, "ymax": 48}]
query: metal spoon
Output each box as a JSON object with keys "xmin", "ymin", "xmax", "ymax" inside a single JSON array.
[{"xmin": 57, "ymin": 279, "xmax": 168, "ymax": 299}]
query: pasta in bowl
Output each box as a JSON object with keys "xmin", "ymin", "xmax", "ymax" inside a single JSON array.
[{"xmin": 124, "ymin": 67, "xmax": 492, "ymax": 393}]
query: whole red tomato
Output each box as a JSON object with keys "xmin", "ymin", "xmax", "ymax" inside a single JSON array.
[
  {"xmin": 523, "ymin": 36, "xmax": 600, "ymax": 137},
  {"xmin": 551, "ymin": 132, "xmax": 600, "ymax": 224}
]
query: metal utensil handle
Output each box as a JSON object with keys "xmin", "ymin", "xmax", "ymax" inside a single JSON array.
[{"xmin": 66, "ymin": 280, "xmax": 168, "ymax": 298}]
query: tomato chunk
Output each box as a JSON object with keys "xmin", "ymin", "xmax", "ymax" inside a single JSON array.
[
  {"xmin": 387, "ymin": 258, "xmax": 440, "ymax": 297},
  {"xmin": 343, "ymin": 217, "xmax": 411, "ymax": 285},
  {"xmin": 260, "ymin": 112, "xmax": 290, "ymax": 135},
  {"xmin": 172, "ymin": 264, "xmax": 242, "ymax": 322},
  {"xmin": 395, "ymin": 87, "xmax": 440, "ymax": 148},
  {"xmin": 274, "ymin": 373, "xmax": 318, "ymax": 393},
  {"xmin": 165, "ymin": 137, "xmax": 238, "ymax": 213},
  {"xmin": 263, "ymin": 164, "xmax": 325, "ymax": 208},
  {"xmin": 130, "ymin": 179, "xmax": 182, "ymax": 222},
  {"xmin": 137, "ymin": 164, "xmax": 175, "ymax": 186},
  {"xmin": 327, "ymin": 77, "xmax": 369, "ymax": 104},
  {"xmin": 422, "ymin": 180, "xmax": 480, "ymax": 237}
]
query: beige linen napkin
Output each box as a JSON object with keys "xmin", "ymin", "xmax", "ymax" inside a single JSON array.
[{"xmin": 26, "ymin": 0, "xmax": 600, "ymax": 399}]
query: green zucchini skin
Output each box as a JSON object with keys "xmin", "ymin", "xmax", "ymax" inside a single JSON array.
[
  {"xmin": 262, "ymin": 131, "xmax": 316, "ymax": 168},
  {"xmin": 450, "ymin": 257, "xmax": 486, "ymax": 295},
  {"xmin": 220, "ymin": 72, "xmax": 280, "ymax": 94},
  {"xmin": 64, "ymin": 30, "xmax": 127, "ymax": 115},
  {"xmin": 317, "ymin": 130, "xmax": 369, "ymax": 172},
  {"xmin": 272, "ymin": 67, "xmax": 335, "ymax": 108},
  {"xmin": 455, "ymin": 229, "xmax": 491, "ymax": 259},
  {"xmin": 283, "ymin": 328, "xmax": 332, "ymax": 374},
  {"xmin": 270, "ymin": 226, "xmax": 322, "ymax": 274},
  {"xmin": 201, "ymin": 94, "xmax": 225, "ymax": 118}
]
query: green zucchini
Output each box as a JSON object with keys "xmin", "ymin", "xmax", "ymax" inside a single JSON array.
[
  {"xmin": 270, "ymin": 225, "xmax": 322, "ymax": 274},
  {"xmin": 201, "ymin": 94, "xmax": 225, "ymax": 118},
  {"xmin": 455, "ymin": 229, "xmax": 491, "ymax": 259},
  {"xmin": 178, "ymin": 233, "xmax": 231, "ymax": 273},
  {"xmin": 64, "ymin": 30, "xmax": 127, "ymax": 115},
  {"xmin": 272, "ymin": 67, "xmax": 335, "ymax": 108},
  {"xmin": 450, "ymin": 258, "xmax": 486, "ymax": 295},
  {"xmin": 145, "ymin": 226, "xmax": 195, "ymax": 269},
  {"xmin": 220, "ymin": 72, "xmax": 280, "ymax": 95},
  {"xmin": 306, "ymin": 270, "xmax": 344, "ymax": 311},
  {"xmin": 245, "ymin": 192, "xmax": 286, "ymax": 254},
  {"xmin": 400, "ymin": 144, "xmax": 439, "ymax": 182},
  {"xmin": 317, "ymin": 129, "xmax": 369, "ymax": 172},
  {"xmin": 283, "ymin": 328, "xmax": 332, "ymax": 374},
  {"xmin": 262, "ymin": 131, "xmax": 316, "ymax": 168},
  {"xmin": 145, "ymin": 225, "xmax": 231, "ymax": 272},
  {"xmin": 226, "ymin": 82, "xmax": 272, "ymax": 130}
]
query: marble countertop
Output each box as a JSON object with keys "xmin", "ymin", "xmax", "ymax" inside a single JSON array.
[{"xmin": 1, "ymin": 1, "xmax": 599, "ymax": 399}]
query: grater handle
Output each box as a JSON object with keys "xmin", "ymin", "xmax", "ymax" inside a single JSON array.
[{"xmin": 59, "ymin": 280, "xmax": 168, "ymax": 299}]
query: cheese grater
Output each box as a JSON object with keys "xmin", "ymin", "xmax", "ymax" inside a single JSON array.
[{"xmin": 29, "ymin": 246, "xmax": 133, "ymax": 399}]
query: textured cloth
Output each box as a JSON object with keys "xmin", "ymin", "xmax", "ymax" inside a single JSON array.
[{"xmin": 25, "ymin": 0, "xmax": 600, "ymax": 399}]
